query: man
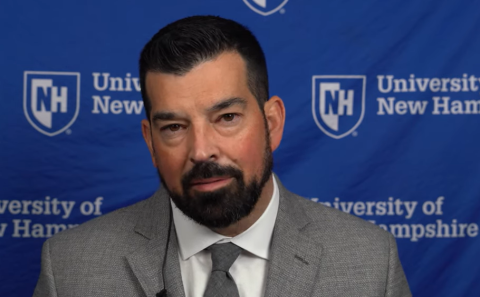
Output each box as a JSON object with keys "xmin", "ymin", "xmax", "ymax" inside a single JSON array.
[{"xmin": 34, "ymin": 16, "xmax": 411, "ymax": 297}]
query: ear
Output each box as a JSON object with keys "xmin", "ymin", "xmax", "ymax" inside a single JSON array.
[
  {"xmin": 263, "ymin": 95, "xmax": 286, "ymax": 152},
  {"xmin": 141, "ymin": 119, "xmax": 157, "ymax": 167}
]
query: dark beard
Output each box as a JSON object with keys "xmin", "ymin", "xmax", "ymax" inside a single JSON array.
[{"xmin": 158, "ymin": 137, "xmax": 273, "ymax": 229}]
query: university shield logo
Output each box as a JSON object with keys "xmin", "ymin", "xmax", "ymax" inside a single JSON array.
[
  {"xmin": 24, "ymin": 71, "xmax": 80, "ymax": 136},
  {"xmin": 243, "ymin": 0, "xmax": 289, "ymax": 16},
  {"xmin": 312, "ymin": 75, "xmax": 366, "ymax": 139}
]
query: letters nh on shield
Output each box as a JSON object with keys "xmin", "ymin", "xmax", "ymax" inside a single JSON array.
[
  {"xmin": 312, "ymin": 75, "xmax": 366, "ymax": 139},
  {"xmin": 23, "ymin": 71, "xmax": 80, "ymax": 137},
  {"xmin": 243, "ymin": 0, "xmax": 290, "ymax": 16}
]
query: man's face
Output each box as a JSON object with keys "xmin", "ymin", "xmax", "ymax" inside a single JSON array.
[{"xmin": 142, "ymin": 52, "xmax": 274, "ymax": 229}]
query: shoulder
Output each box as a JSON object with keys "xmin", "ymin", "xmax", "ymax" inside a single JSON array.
[
  {"xmin": 44, "ymin": 195, "xmax": 155, "ymax": 259},
  {"xmin": 36, "ymin": 193, "xmax": 167, "ymax": 295},
  {"xmin": 285, "ymin": 191, "xmax": 393, "ymax": 250},
  {"xmin": 283, "ymin": 192, "xmax": 399, "ymax": 283}
]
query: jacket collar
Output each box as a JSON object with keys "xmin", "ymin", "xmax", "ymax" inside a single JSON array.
[
  {"xmin": 127, "ymin": 175, "xmax": 322, "ymax": 297},
  {"xmin": 263, "ymin": 177, "xmax": 323, "ymax": 297},
  {"xmin": 127, "ymin": 187, "xmax": 186, "ymax": 297}
]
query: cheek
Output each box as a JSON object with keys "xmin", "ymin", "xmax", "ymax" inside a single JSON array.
[
  {"xmin": 154, "ymin": 146, "xmax": 187, "ymax": 191},
  {"xmin": 227, "ymin": 128, "xmax": 267, "ymax": 179}
]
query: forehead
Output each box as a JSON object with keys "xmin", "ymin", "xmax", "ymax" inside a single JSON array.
[{"xmin": 145, "ymin": 52, "xmax": 253, "ymax": 111}]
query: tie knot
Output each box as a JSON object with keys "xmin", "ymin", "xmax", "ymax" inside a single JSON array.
[{"xmin": 208, "ymin": 243, "xmax": 242, "ymax": 272}]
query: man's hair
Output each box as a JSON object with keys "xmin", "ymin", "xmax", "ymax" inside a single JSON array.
[{"xmin": 139, "ymin": 15, "xmax": 269, "ymax": 120}]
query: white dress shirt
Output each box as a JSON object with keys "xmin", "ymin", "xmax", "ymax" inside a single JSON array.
[{"xmin": 171, "ymin": 176, "xmax": 280, "ymax": 297}]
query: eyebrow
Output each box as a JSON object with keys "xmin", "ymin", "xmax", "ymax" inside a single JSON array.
[
  {"xmin": 151, "ymin": 111, "xmax": 184, "ymax": 122},
  {"xmin": 151, "ymin": 97, "xmax": 247, "ymax": 122},
  {"xmin": 206, "ymin": 97, "xmax": 247, "ymax": 113}
]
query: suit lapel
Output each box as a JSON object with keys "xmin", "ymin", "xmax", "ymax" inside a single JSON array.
[
  {"xmin": 125, "ymin": 178, "xmax": 322, "ymax": 297},
  {"xmin": 126, "ymin": 189, "xmax": 186, "ymax": 297},
  {"xmin": 264, "ymin": 180, "xmax": 323, "ymax": 297},
  {"xmin": 164, "ymin": 230, "xmax": 186, "ymax": 297}
]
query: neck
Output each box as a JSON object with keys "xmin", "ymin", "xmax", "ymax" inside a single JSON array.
[{"xmin": 212, "ymin": 175, "xmax": 274, "ymax": 237}]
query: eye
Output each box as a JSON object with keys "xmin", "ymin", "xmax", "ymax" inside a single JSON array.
[
  {"xmin": 160, "ymin": 124, "xmax": 182, "ymax": 132},
  {"xmin": 221, "ymin": 113, "xmax": 237, "ymax": 122},
  {"xmin": 217, "ymin": 113, "xmax": 241, "ymax": 127}
]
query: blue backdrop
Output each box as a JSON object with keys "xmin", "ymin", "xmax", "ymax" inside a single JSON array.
[{"xmin": 1, "ymin": 0, "xmax": 479, "ymax": 296}]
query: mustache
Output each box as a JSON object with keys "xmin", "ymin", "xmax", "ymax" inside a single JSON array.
[{"xmin": 181, "ymin": 162, "xmax": 243, "ymax": 188}]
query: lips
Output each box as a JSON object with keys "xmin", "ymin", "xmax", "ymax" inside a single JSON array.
[
  {"xmin": 190, "ymin": 177, "xmax": 233, "ymax": 191},
  {"xmin": 191, "ymin": 177, "xmax": 229, "ymax": 185}
]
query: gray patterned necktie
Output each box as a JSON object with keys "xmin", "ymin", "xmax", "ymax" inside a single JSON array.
[{"xmin": 203, "ymin": 243, "xmax": 242, "ymax": 297}]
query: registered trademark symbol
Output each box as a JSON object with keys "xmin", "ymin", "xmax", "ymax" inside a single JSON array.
[
  {"xmin": 65, "ymin": 129, "xmax": 72, "ymax": 135},
  {"xmin": 352, "ymin": 131, "xmax": 358, "ymax": 137},
  {"xmin": 280, "ymin": 8, "xmax": 286, "ymax": 14}
]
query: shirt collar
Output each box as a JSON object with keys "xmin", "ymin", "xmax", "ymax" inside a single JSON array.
[{"xmin": 172, "ymin": 176, "xmax": 279, "ymax": 261}]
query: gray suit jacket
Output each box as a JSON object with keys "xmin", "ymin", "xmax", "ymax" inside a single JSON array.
[{"xmin": 33, "ymin": 179, "xmax": 411, "ymax": 297}]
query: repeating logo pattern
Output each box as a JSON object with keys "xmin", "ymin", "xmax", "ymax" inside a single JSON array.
[
  {"xmin": 243, "ymin": 0, "xmax": 289, "ymax": 16},
  {"xmin": 23, "ymin": 71, "xmax": 81, "ymax": 136},
  {"xmin": 312, "ymin": 75, "xmax": 366, "ymax": 139}
]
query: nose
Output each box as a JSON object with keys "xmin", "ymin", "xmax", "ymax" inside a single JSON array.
[{"xmin": 188, "ymin": 124, "xmax": 219, "ymax": 164}]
